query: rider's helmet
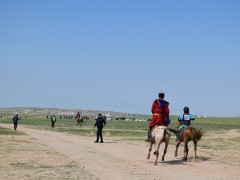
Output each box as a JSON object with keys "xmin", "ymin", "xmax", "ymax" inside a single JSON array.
[
  {"xmin": 183, "ymin": 107, "xmax": 189, "ymax": 114},
  {"xmin": 158, "ymin": 90, "xmax": 165, "ymax": 99}
]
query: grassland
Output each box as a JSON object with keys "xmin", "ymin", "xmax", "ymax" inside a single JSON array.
[
  {"xmin": 1, "ymin": 114, "xmax": 239, "ymax": 138},
  {"xmin": 1, "ymin": 113, "xmax": 240, "ymax": 169},
  {"xmin": 0, "ymin": 127, "xmax": 25, "ymax": 135},
  {"xmin": 0, "ymin": 134, "xmax": 93, "ymax": 179}
]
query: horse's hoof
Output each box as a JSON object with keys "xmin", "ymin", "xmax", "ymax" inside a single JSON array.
[
  {"xmin": 182, "ymin": 158, "xmax": 187, "ymax": 161},
  {"xmin": 161, "ymin": 158, "xmax": 164, "ymax": 161},
  {"xmin": 174, "ymin": 154, "xmax": 178, "ymax": 157}
]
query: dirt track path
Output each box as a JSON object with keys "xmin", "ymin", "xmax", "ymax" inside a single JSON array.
[{"xmin": 1, "ymin": 124, "xmax": 239, "ymax": 180}]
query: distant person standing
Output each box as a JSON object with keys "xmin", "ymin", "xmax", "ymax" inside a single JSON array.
[
  {"xmin": 94, "ymin": 113, "xmax": 106, "ymax": 143},
  {"xmin": 51, "ymin": 115, "xmax": 56, "ymax": 128},
  {"xmin": 13, "ymin": 113, "xmax": 20, "ymax": 130}
]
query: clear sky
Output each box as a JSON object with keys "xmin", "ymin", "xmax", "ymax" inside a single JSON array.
[{"xmin": 0, "ymin": 0, "xmax": 240, "ymax": 117}]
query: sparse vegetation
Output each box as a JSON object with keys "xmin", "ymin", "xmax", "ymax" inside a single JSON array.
[
  {"xmin": 0, "ymin": 127, "xmax": 25, "ymax": 135},
  {"xmin": 0, "ymin": 109, "xmax": 240, "ymax": 179},
  {"xmin": 1, "ymin": 111, "xmax": 240, "ymax": 146},
  {"xmin": 0, "ymin": 135, "xmax": 95, "ymax": 179}
]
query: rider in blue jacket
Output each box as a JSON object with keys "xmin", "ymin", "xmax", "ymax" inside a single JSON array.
[{"xmin": 176, "ymin": 107, "xmax": 195, "ymax": 142}]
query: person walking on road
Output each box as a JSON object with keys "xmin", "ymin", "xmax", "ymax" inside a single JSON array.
[
  {"xmin": 51, "ymin": 115, "xmax": 56, "ymax": 128},
  {"xmin": 13, "ymin": 113, "xmax": 20, "ymax": 130},
  {"xmin": 94, "ymin": 113, "xmax": 106, "ymax": 143}
]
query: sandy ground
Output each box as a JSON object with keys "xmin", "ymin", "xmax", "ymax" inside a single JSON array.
[{"xmin": 0, "ymin": 124, "xmax": 239, "ymax": 180}]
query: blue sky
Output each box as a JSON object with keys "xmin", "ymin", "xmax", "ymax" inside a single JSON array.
[{"xmin": 0, "ymin": 0, "xmax": 239, "ymax": 117}]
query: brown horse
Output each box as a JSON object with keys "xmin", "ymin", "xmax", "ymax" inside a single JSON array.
[
  {"xmin": 75, "ymin": 115, "xmax": 83, "ymax": 126},
  {"xmin": 168, "ymin": 126, "xmax": 204, "ymax": 161},
  {"xmin": 147, "ymin": 126, "xmax": 171, "ymax": 165}
]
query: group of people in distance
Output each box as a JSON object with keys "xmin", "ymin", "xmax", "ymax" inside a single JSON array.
[
  {"xmin": 12, "ymin": 111, "xmax": 107, "ymax": 143},
  {"xmin": 11, "ymin": 90, "xmax": 195, "ymax": 143},
  {"xmin": 146, "ymin": 90, "xmax": 195, "ymax": 142}
]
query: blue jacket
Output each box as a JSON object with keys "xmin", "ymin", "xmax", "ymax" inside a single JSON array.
[
  {"xmin": 13, "ymin": 115, "xmax": 20, "ymax": 122},
  {"xmin": 178, "ymin": 114, "xmax": 195, "ymax": 126}
]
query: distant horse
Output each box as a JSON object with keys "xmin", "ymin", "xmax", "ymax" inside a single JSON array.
[
  {"xmin": 75, "ymin": 116, "xmax": 83, "ymax": 126},
  {"xmin": 147, "ymin": 126, "xmax": 171, "ymax": 165},
  {"xmin": 169, "ymin": 126, "xmax": 204, "ymax": 161}
]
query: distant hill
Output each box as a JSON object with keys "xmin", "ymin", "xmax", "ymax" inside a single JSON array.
[{"xmin": 0, "ymin": 107, "xmax": 147, "ymax": 117}]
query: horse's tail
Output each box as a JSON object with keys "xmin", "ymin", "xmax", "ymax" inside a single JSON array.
[
  {"xmin": 163, "ymin": 127, "xmax": 172, "ymax": 140},
  {"xmin": 160, "ymin": 128, "xmax": 170, "ymax": 144},
  {"xmin": 192, "ymin": 128, "xmax": 205, "ymax": 142},
  {"xmin": 166, "ymin": 127, "xmax": 178, "ymax": 135}
]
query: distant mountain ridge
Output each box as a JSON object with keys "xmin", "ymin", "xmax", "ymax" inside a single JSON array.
[{"xmin": 0, "ymin": 107, "xmax": 145, "ymax": 117}]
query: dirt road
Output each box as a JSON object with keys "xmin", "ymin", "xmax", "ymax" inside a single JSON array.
[{"xmin": 1, "ymin": 124, "xmax": 239, "ymax": 180}]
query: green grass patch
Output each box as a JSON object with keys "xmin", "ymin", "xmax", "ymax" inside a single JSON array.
[
  {"xmin": 0, "ymin": 127, "xmax": 25, "ymax": 135},
  {"xmin": 1, "ymin": 115, "xmax": 239, "ymax": 139}
]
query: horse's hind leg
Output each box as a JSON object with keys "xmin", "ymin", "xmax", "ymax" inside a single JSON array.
[
  {"xmin": 154, "ymin": 149, "xmax": 159, "ymax": 165},
  {"xmin": 147, "ymin": 142, "xmax": 153, "ymax": 159},
  {"xmin": 182, "ymin": 142, "xmax": 189, "ymax": 161},
  {"xmin": 194, "ymin": 141, "xmax": 197, "ymax": 159},
  {"xmin": 162, "ymin": 140, "xmax": 169, "ymax": 161},
  {"xmin": 175, "ymin": 142, "xmax": 181, "ymax": 157},
  {"xmin": 154, "ymin": 143, "xmax": 160, "ymax": 165}
]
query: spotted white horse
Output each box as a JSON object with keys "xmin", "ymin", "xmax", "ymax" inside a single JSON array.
[{"xmin": 147, "ymin": 126, "xmax": 171, "ymax": 165}]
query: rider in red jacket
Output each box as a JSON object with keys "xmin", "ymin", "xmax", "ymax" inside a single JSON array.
[{"xmin": 146, "ymin": 91, "xmax": 170, "ymax": 142}]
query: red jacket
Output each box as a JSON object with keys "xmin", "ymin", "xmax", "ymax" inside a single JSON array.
[{"xmin": 149, "ymin": 99, "xmax": 169, "ymax": 128}]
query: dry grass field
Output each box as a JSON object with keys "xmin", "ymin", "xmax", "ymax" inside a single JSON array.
[{"xmin": 0, "ymin": 116, "xmax": 240, "ymax": 179}]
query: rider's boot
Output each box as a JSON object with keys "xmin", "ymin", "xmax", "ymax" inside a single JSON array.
[
  {"xmin": 176, "ymin": 130, "xmax": 181, "ymax": 142},
  {"xmin": 145, "ymin": 129, "xmax": 151, "ymax": 142}
]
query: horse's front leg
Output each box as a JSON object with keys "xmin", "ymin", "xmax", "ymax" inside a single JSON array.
[
  {"xmin": 162, "ymin": 140, "xmax": 169, "ymax": 161},
  {"xmin": 175, "ymin": 141, "xmax": 181, "ymax": 157},
  {"xmin": 147, "ymin": 142, "xmax": 153, "ymax": 159},
  {"xmin": 194, "ymin": 141, "xmax": 197, "ymax": 159},
  {"xmin": 182, "ymin": 142, "xmax": 189, "ymax": 161}
]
